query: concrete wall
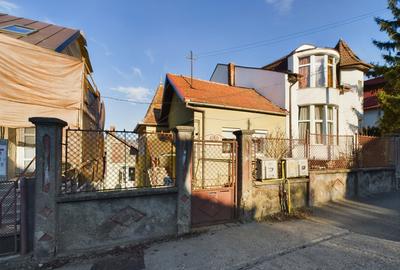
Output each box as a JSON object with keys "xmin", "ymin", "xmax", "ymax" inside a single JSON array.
[
  {"xmin": 309, "ymin": 167, "xmax": 397, "ymax": 205},
  {"xmin": 56, "ymin": 188, "xmax": 177, "ymax": 253},
  {"xmin": 251, "ymin": 179, "xmax": 309, "ymax": 219}
]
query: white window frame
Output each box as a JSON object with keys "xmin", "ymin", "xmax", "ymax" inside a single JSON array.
[
  {"xmin": 298, "ymin": 55, "xmax": 336, "ymax": 88},
  {"xmin": 298, "ymin": 105, "xmax": 338, "ymax": 144}
]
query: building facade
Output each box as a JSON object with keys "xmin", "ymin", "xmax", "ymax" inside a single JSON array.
[{"xmin": 211, "ymin": 39, "xmax": 371, "ymax": 142}]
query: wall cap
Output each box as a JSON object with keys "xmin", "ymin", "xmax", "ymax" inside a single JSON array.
[
  {"xmin": 173, "ymin": 126, "xmax": 194, "ymax": 133},
  {"xmin": 56, "ymin": 187, "xmax": 178, "ymax": 203},
  {"xmin": 233, "ymin": 130, "xmax": 255, "ymax": 136},
  {"xmin": 29, "ymin": 117, "xmax": 67, "ymax": 127}
]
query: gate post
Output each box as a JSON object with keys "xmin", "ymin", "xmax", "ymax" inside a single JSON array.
[
  {"xmin": 234, "ymin": 130, "xmax": 254, "ymax": 222},
  {"xmin": 29, "ymin": 117, "xmax": 67, "ymax": 259},
  {"xmin": 173, "ymin": 126, "xmax": 194, "ymax": 235}
]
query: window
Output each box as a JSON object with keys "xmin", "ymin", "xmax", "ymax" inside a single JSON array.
[
  {"xmin": 298, "ymin": 105, "xmax": 337, "ymax": 143},
  {"xmin": 298, "ymin": 106, "xmax": 310, "ymax": 139},
  {"xmin": 22, "ymin": 128, "xmax": 35, "ymax": 172},
  {"xmin": 222, "ymin": 139, "xmax": 232, "ymax": 154},
  {"xmin": 253, "ymin": 130, "xmax": 268, "ymax": 155},
  {"xmin": 0, "ymin": 25, "xmax": 36, "ymax": 35},
  {"xmin": 327, "ymin": 106, "xmax": 335, "ymax": 144},
  {"xmin": 298, "ymin": 57, "xmax": 310, "ymax": 88},
  {"xmin": 327, "ymin": 57, "xmax": 334, "ymax": 88},
  {"xmin": 314, "ymin": 106, "xmax": 324, "ymax": 144},
  {"xmin": 315, "ymin": 56, "xmax": 325, "ymax": 87},
  {"xmin": 298, "ymin": 55, "xmax": 336, "ymax": 88}
]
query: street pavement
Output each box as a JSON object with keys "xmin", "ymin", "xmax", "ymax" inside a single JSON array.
[{"xmin": 34, "ymin": 191, "xmax": 400, "ymax": 269}]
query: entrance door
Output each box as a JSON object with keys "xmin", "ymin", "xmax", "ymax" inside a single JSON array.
[{"xmin": 191, "ymin": 140, "xmax": 237, "ymax": 226}]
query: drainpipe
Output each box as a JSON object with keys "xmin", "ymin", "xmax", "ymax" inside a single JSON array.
[{"xmin": 287, "ymin": 73, "xmax": 299, "ymax": 141}]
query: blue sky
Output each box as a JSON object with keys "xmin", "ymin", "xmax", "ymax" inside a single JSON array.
[{"xmin": 0, "ymin": 0, "xmax": 391, "ymax": 130}]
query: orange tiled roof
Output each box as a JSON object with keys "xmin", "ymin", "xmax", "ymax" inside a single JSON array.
[
  {"xmin": 335, "ymin": 39, "xmax": 372, "ymax": 71},
  {"xmin": 142, "ymin": 84, "xmax": 164, "ymax": 125},
  {"xmin": 166, "ymin": 73, "xmax": 286, "ymax": 115},
  {"xmin": 263, "ymin": 39, "xmax": 372, "ymax": 73},
  {"xmin": 363, "ymin": 77, "xmax": 385, "ymax": 110}
]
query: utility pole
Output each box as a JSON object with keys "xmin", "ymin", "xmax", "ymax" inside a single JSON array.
[{"xmin": 187, "ymin": 50, "xmax": 196, "ymax": 87}]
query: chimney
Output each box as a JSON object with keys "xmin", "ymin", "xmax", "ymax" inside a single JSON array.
[{"xmin": 228, "ymin": 62, "xmax": 235, "ymax": 86}]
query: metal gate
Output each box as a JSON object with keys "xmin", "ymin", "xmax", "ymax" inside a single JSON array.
[
  {"xmin": 191, "ymin": 140, "xmax": 237, "ymax": 226},
  {"xmin": 0, "ymin": 180, "xmax": 19, "ymax": 255}
]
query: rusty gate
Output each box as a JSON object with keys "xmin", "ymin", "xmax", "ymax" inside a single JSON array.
[{"xmin": 191, "ymin": 140, "xmax": 237, "ymax": 226}]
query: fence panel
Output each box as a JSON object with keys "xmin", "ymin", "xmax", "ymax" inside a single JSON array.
[
  {"xmin": 357, "ymin": 135, "xmax": 395, "ymax": 168},
  {"xmin": 308, "ymin": 134, "xmax": 355, "ymax": 170},
  {"xmin": 62, "ymin": 129, "xmax": 175, "ymax": 194},
  {"xmin": 192, "ymin": 140, "xmax": 236, "ymax": 190}
]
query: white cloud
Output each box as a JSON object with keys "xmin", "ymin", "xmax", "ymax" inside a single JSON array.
[
  {"xmin": 145, "ymin": 49, "xmax": 155, "ymax": 64},
  {"xmin": 0, "ymin": 0, "xmax": 18, "ymax": 13},
  {"xmin": 265, "ymin": 0, "xmax": 294, "ymax": 13},
  {"xmin": 112, "ymin": 66, "xmax": 144, "ymax": 80},
  {"xmin": 132, "ymin": 67, "xmax": 143, "ymax": 79},
  {"xmin": 112, "ymin": 86, "xmax": 151, "ymax": 102}
]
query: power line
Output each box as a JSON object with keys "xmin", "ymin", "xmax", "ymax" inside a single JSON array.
[
  {"xmin": 103, "ymin": 65, "xmax": 342, "ymax": 105},
  {"xmin": 196, "ymin": 8, "xmax": 385, "ymax": 59}
]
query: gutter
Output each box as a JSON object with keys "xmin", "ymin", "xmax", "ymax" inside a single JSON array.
[{"xmin": 186, "ymin": 101, "xmax": 287, "ymax": 116}]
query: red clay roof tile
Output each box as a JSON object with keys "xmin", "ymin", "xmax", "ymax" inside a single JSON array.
[{"xmin": 166, "ymin": 73, "xmax": 286, "ymax": 115}]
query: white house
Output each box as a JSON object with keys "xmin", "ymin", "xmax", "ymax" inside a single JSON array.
[
  {"xmin": 362, "ymin": 77, "xmax": 384, "ymax": 129},
  {"xmin": 211, "ymin": 39, "xmax": 371, "ymax": 143}
]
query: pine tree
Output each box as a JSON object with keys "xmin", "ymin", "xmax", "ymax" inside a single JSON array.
[{"xmin": 372, "ymin": 0, "xmax": 400, "ymax": 133}]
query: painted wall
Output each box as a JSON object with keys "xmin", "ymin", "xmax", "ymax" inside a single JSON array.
[
  {"xmin": 210, "ymin": 46, "xmax": 365, "ymax": 138},
  {"xmin": 362, "ymin": 109, "xmax": 380, "ymax": 128},
  {"xmin": 167, "ymin": 94, "xmax": 194, "ymax": 130},
  {"xmin": 210, "ymin": 65, "xmax": 287, "ymax": 109},
  {"xmin": 198, "ymin": 107, "xmax": 286, "ymax": 139}
]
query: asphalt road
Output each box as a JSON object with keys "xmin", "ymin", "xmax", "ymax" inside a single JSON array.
[{"xmin": 144, "ymin": 192, "xmax": 400, "ymax": 270}]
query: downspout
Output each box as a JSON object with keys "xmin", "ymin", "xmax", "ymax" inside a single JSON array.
[{"xmin": 287, "ymin": 73, "xmax": 299, "ymax": 141}]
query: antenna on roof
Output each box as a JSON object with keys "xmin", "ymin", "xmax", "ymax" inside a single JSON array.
[{"xmin": 187, "ymin": 50, "xmax": 196, "ymax": 88}]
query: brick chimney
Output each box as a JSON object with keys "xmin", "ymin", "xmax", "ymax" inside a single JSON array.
[{"xmin": 228, "ymin": 62, "xmax": 235, "ymax": 86}]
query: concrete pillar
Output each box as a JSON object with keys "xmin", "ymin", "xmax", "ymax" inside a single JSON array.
[
  {"xmin": 29, "ymin": 117, "xmax": 67, "ymax": 258},
  {"xmin": 173, "ymin": 126, "xmax": 194, "ymax": 235},
  {"xmin": 234, "ymin": 130, "xmax": 254, "ymax": 222}
]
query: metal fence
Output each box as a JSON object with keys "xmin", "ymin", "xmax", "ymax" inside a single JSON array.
[
  {"xmin": 0, "ymin": 181, "xmax": 19, "ymax": 255},
  {"xmin": 251, "ymin": 134, "xmax": 396, "ymax": 175},
  {"xmin": 62, "ymin": 129, "xmax": 175, "ymax": 194},
  {"xmin": 192, "ymin": 140, "xmax": 236, "ymax": 190},
  {"xmin": 356, "ymin": 135, "xmax": 395, "ymax": 168},
  {"xmin": 307, "ymin": 134, "xmax": 355, "ymax": 170}
]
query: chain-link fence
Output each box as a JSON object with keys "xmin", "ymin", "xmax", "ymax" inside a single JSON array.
[
  {"xmin": 192, "ymin": 140, "xmax": 236, "ymax": 190},
  {"xmin": 308, "ymin": 134, "xmax": 355, "ymax": 170},
  {"xmin": 252, "ymin": 137, "xmax": 307, "ymax": 180},
  {"xmin": 62, "ymin": 129, "xmax": 175, "ymax": 194},
  {"xmin": 0, "ymin": 180, "xmax": 19, "ymax": 255},
  {"xmin": 356, "ymin": 135, "xmax": 395, "ymax": 168}
]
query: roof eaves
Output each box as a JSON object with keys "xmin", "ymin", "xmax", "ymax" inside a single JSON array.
[
  {"xmin": 187, "ymin": 101, "xmax": 287, "ymax": 116},
  {"xmin": 55, "ymin": 30, "xmax": 81, "ymax": 52}
]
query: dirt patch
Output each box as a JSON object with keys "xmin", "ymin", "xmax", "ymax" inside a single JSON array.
[{"xmin": 261, "ymin": 208, "xmax": 313, "ymax": 222}]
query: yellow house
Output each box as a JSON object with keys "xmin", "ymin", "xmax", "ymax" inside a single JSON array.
[{"xmin": 159, "ymin": 73, "xmax": 287, "ymax": 140}]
